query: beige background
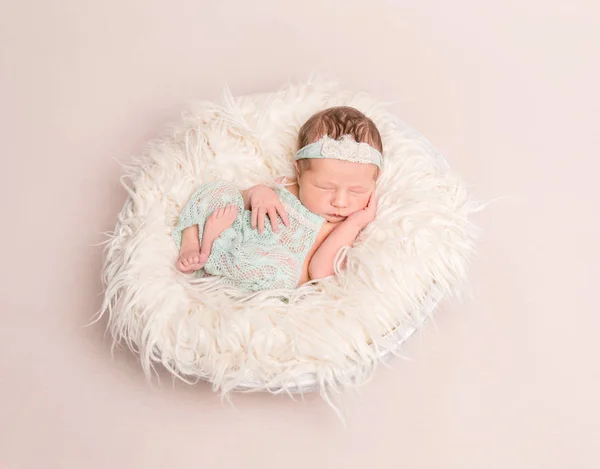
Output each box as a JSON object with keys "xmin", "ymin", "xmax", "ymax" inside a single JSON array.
[{"xmin": 1, "ymin": 0, "xmax": 599, "ymax": 468}]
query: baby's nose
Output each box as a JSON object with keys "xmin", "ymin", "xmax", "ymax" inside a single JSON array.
[{"xmin": 332, "ymin": 191, "xmax": 348, "ymax": 208}]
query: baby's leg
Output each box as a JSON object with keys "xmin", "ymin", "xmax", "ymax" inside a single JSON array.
[
  {"xmin": 176, "ymin": 205, "xmax": 239, "ymax": 273},
  {"xmin": 199, "ymin": 205, "xmax": 238, "ymax": 258},
  {"xmin": 174, "ymin": 180, "xmax": 243, "ymax": 274},
  {"xmin": 176, "ymin": 225, "xmax": 208, "ymax": 273}
]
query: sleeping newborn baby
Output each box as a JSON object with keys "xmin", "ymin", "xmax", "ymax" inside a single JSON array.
[{"xmin": 173, "ymin": 106, "xmax": 383, "ymax": 291}]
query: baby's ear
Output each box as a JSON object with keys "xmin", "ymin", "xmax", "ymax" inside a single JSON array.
[{"xmin": 294, "ymin": 161, "xmax": 300, "ymax": 175}]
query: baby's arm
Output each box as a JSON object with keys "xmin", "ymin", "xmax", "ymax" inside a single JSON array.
[
  {"xmin": 308, "ymin": 222, "xmax": 362, "ymax": 280},
  {"xmin": 308, "ymin": 195, "xmax": 378, "ymax": 280}
]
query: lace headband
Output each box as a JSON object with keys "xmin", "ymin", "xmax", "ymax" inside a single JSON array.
[{"xmin": 294, "ymin": 135, "xmax": 382, "ymax": 169}]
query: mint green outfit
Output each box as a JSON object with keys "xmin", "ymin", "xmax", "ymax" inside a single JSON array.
[{"xmin": 174, "ymin": 181, "xmax": 325, "ymax": 291}]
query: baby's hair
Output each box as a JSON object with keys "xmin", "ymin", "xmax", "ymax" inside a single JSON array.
[{"xmin": 296, "ymin": 106, "xmax": 383, "ymax": 173}]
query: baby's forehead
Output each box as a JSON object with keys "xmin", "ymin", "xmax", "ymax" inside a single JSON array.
[{"xmin": 308, "ymin": 159, "xmax": 377, "ymax": 183}]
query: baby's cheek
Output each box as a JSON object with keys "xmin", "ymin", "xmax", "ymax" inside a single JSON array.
[{"xmin": 358, "ymin": 193, "xmax": 371, "ymax": 208}]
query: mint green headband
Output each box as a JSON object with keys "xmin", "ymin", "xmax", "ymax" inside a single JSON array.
[{"xmin": 295, "ymin": 135, "xmax": 383, "ymax": 169}]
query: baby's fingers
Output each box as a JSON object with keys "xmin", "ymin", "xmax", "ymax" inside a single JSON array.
[
  {"xmin": 368, "ymin": 194, "xmax": 378, "ymax": 210},
  {"xmin": 267, "ymin": 208, "xmax": 279, "ymax": 232},
  {"xmin": 251, "ymin": 207, "xmax": 258, "ymax": 229},
  {"xmin": 257, "ymin": 208, "xmax": 266, "ymax": 234},
  {"xmin": 276, "ymin": 202, "xmax": 290, "ymax": 226}
]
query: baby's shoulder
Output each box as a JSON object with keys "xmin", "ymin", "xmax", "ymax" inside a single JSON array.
[{"xmin": 274, "ymin": 176, "xmax": 299, "ymax": 197}]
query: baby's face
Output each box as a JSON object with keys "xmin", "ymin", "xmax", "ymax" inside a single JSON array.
[{"xmin": 296, "ymin": 159, "xmax": 378, "ymax": 224}]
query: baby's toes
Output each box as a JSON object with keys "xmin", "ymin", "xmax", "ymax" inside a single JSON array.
[
  {"xmin": 176, "ymin": 258, "xmax": 189, "ymax": 272},
  {"xmin": 196, "ymin": 253, "xmax": 208, "ymax": 268}
]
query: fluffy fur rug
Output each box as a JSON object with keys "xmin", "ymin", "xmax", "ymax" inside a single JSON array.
[{"xmin": 99, "ymin": 78, "xmax": 478, "ymax": 411}]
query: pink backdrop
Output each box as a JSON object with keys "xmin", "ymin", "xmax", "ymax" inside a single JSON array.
[{"xmin": 1, "ymin": 1, "xmax": 598, "ymax": 468}]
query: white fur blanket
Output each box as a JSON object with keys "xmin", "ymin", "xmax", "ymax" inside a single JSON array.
[{"xmin": 99, "ymin": 78, "xmax": 478, "ymax": 410}]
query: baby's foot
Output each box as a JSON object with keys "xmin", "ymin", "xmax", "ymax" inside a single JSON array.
[
  {"xmin": 176, "ymin": 249, "xmax": 208, "ymax": 273},
  {"xmin": 200, "ymin": 205, "xmax": 238, "ymax": 258}
]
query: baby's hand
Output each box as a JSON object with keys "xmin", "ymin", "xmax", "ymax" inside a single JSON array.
[
  {"xmin": 246, "ymin": 184, "xmax": 290, "ymax": 233},
  {"xmin": 345, "ymin": 194, "xmax": 378, "ymax": 230}
]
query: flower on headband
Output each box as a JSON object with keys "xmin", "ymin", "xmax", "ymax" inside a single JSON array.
[
  {"xmin": 294, "ymin": 134, "xmax": 382, "ymax": 168},
  {"xmin": 320, "ymin": 135, "xmax": 375, "ymax": 165}
]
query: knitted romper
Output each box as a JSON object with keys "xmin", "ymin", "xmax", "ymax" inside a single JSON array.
[{"xmin": 173, "ymin": 181, "xmax": 325, "ymax": 291}]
